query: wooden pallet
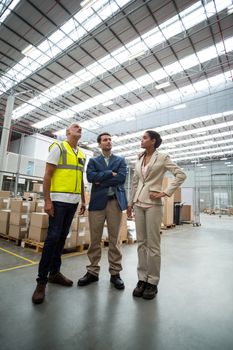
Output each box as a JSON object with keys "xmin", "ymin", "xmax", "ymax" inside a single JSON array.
[
  {"xmin": 102, "ymin": 239, "xmax": 128, "ymax": 246},
  {"xmin": 22, "ymin": 239, "xmax": 44, "ymax": 252},
  {"xmin": 22, "ymin": 239, "xmax": 89, "ymax": 254},
  {"xmin": 161, "ymin": 223, "xmax": 176, "ymax": 230},
  {"xmin": 127, "ymin": 238, "xmax": 137, "ymax": 244},
  {"xmin": 0, "ymin": 232, "xmax": 21, "ymax": 246},
  {"xmin": 63, "ymin": 243, "xmax": 89, "ymax": 253}
]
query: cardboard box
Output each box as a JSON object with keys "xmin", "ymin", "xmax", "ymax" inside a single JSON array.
[
  {"xmin": 10, "ymin": 212, "xmax": 29, "ymax": 226},
  {"xmin": 0, "ymin": 209, "xmax": 11, "ymax": 223},
  {"xmin": 119, "ymin": 213, "xmax": 128, "ymax": 241},
  {"xmin": 71, "ymin": 217, "xmax": 79, "ymax": 231},
  {"xmin": 30, "ymin": 212, "xmax": 48, "ymax": 228},
  {"xmin": 162, "ymin": 195, "xmax": 174, "ymax": 226},
  {"xmin": 174, "ymin": 188, "xmax": 181, "ymax": 202},
  {"xmin": 181, "ymin": 205, "xmax": 193, "ymax": 222},
  {"xmin": 77, "ymin": 232, "xmax": 90, "ymax": 245},
  {"xmin": 11, "ymin": 199, "xmax": 36, "ymax": 213},
  {"xmin": 28, "ymin": 226, "xmax": 47, "ymax": 242},
  {"xmin": 0, "ymin": 198, "xmax": 11, "ymax": 210},
  {"xmin": 23, "ymin": 192, "xmax": 38, "ymax": 201},
  {"xmin": 0, "ymin": 191, "xmax": 10, "ymax": 198},
  {"xmin": 32, "ymin": 183, "xmax": 43, "ymax": 193},
  {"xmin": 36, "ymin": 201, "xmax": 44, "ymax": 213},
  {"xmin": 64, "ymin": 231, "xmax": 78, "ymax": 249},
  {"xmin": 0, "ymin": 220, "xmax": 9, "ymax": 235},
  {"xmin": 77, "ymin": 216, "xmax": 89, "ymax": 235},
  {"xmin": 9, "ymin": 225, "xmax": 28, "ymax": 239}
]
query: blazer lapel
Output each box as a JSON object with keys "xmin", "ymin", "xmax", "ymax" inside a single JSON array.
[
  {"xmin": 144, "ymin": 151, "xmax": 158, "ymax": 180},
  {"xmin": 107, "ymin": 154, "xmax": 115, "ymax": 169},
  {"xmin": 99, "ymin": 155, "xmax": 107, "ymax": 169}
]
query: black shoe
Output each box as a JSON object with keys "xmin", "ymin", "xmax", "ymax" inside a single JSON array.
[
  {"xmin": 142, "ymin": 283, "xmax": 158, "ymax": 300},
  {"xmin": 77, "ymin": 272, "xmax": 99, "ymax": 286},
  {"xmin": 133, "ymin": 280, "xmax": 147, "ymax": 297},
  {"xmin": 110, "ymin": 274, "xmax": 125, "ymax": 290}
]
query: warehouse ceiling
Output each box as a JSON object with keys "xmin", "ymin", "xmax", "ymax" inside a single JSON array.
[{"xmin": 0, "ymin": 0, "xmax": 233, "ymax": 166}]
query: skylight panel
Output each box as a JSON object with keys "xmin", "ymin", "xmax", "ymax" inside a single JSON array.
[
  {"xmin": 0, "ymin": 0, "xmax": 21, "ymax": 24},
  {"xmin": 165, "ymin": 61, "xmax": 183, "ymax": 75},
  {"xmin": 125, "ymin": 80, "xmax": 141, "ymax": 91},
  {"xmin": 193, "ymin": 79, "xmax": 210, "ymax": 91},
  {"xmin": 100, "ymin": 56, "xmax": 118, "ymax": 70},
  {"xmin": 150, "ymin": 69, "xmax": 168, "ymax": 81},
  {"xmin": 181, "ymin": 7, "xmax": 206, "ymax": 30},
  {"xmin": 214, "ymin": 0, "xmax": 232, "ymax": 12},
  {"xmin": 114, "ymin": 48, "xmax": 130, "ymax": 64},
  {"xmin": 142, "ymin": 28, "xmax": 164, "ymax": 47},
  {"xmin": 208, "ymin": 74, "xmax": 226, "ymax": 87},
  {"xmin": 160, "ymin": 17, "xmax": 185, "ymax": 39},
  {"xmin": 56, "ymin": 36, "xmax": 73, "ymax": 50},
  {"xmin": 179, "ymin": 54, "xmax": 199, "ymax": 70},
  {"xmin": 33, "ymin": 116, "xmax": 60, "ymax": 129},
  {"xmin": 136, "ymin": 75, "xmax": 154, "ymax": 86},
  {"xmin": 87, "ymin": 63, "xmax": 106, "ymax": 76},
  {"xmin": 224, "ymin": 37, "xmax": 233, "ymax": 52},
  {"xmin": 197, "ymin": 46, "xmax": 217, "ymax": 62},
  {"xmin": 98, "ymin": 1, "xmax": 119, "ymax": 20},
  {"xmin": 60, "ymin": 19, "xmax": 77, "ymax": 35},
  {"xmin": 103, "ymin": 90, "xmax": 119, "ymax": 99}
]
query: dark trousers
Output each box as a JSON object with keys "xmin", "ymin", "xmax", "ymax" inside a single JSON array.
[{"xmin": 37, "ymin": 201, "xmax": 78, "ymax": 282}]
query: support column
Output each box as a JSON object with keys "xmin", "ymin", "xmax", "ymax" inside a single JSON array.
[
  {"xmin": 14, "ymin": 134, "xmax": 24, "ymax": 197},
  {"xmin": 0, "ymin": 95, "xmax": 15, "ymax": 189}
]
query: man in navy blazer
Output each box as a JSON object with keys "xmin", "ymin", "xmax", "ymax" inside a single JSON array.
[{"xmin": 78, "ymin": 132, "xmax": 128, "ymax": 289}]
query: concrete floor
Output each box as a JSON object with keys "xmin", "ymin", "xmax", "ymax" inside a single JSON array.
[{"xmin": 0, "ymin": 214, "xmax": 233, "ymax": 350}]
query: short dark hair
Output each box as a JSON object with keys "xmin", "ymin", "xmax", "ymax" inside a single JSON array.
[
  {"xmin": 97, "ymin": 132, "xmax": 111, "ymax": 144},
  {"xmin": 145, "ymin": 130, "xmax": 162, "ymax": 149}
]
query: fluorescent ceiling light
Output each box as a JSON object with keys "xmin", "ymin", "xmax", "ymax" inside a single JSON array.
[
  {"xmin": 128, "ymin": 50, "xmax": 145, "ymax": 60},
  {"xmin": 21, "ymin": 45, "xmax": 35, "ymax": 56},
  {"xmin": 220, "ymin": 157, "xmax": 228, "ymax": 160},
  {"xmin": 228, "ymin": 5, "xmax": 233, "ymax": 14},
  {"xmin": 225, "ymin": 162, "xmax": 231, "ymax": 164},
  {"xmin": 155, "ymin": 82, "xmax": 170, "ymax": 90},
  {"xmin": 173, "ymin": 104, "xmax": 186, "ymax": 110},
  {"xmin": 227, "ymin": 164, "xmax": 233, "ymax": 167},
  {"xmin": 80, "ymin": 0, "xmax": 97, "ymax": 9},
  {"xmin": 200, "ymin": 166, "xmax": 206, "ymax": 169},
  {"xmin": 102, "ymin": 100, "xmax": 113, "ymax": 106}
]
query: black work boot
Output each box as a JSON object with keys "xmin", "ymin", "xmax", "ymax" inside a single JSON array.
[
  {"xmin": 142, "ymin": 283, "xmax": 158, "ymax": 300},
  {"xmin": 133, "ymin": 280, "xmax": 147, "ymax": 297}
]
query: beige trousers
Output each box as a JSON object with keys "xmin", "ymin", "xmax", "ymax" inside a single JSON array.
[
  {"xmin": 87, "ymin": 199, "xmax": 122, "ymax": 276},
  {"xmin": 134, "ymin": 205, "xmax": 163, "ymax": 285}
]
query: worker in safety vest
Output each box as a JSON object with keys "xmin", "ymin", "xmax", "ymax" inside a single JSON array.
[{"xmin": 32, "ymin": 123, "xmax": 86, "ymax": 304}]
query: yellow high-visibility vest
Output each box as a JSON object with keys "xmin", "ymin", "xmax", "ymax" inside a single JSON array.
[{"xmin": 49, "ymin": 140, "xmax": 86, "ymax": 194}]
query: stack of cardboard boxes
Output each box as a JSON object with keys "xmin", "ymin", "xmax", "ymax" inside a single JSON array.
[
  {"xmin": 28, "ymin": 212, "xmax": 48, "ymax": 242},
  {"xmin": 0, "ymin": 209, "xmax": 11, "ymax": 235},
  {"xmin": 8, "ymin": 199, "xmax": 36, "ymax": 239},
  {"xmin": 162, "ymin": 177, "xmax": 174, "ymax": 227}
]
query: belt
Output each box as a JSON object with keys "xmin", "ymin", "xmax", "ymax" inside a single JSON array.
[{"xmin": 107, "ymin": 194, "xmax": 117, "ymax": 200}]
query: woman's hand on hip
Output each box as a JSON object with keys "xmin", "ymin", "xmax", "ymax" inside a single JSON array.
[
  {"xmin": 149, "ymin": 192, "xmax": 166, "ymax": 200},
  {"xmin": 127, "ymin": 206, "xmax": 133, "ymax": 218}
]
